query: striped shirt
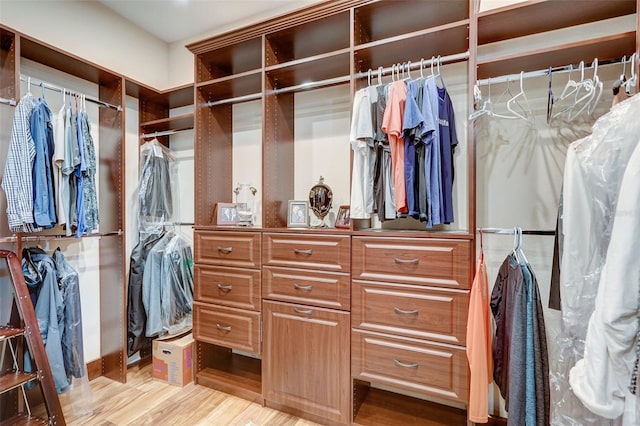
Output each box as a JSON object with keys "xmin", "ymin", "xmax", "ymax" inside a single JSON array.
[{"xmin": 1, "ymin": 93, "xmax": 42, "ymax": 233}]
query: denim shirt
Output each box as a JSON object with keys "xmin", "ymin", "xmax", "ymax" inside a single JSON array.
[
  {"xmin": 22, "ymin": 248, "xmax": 69, "ymax": 393},
  {"xmin": 30, "ymin": 98, "xmax": 57, "ymax": 229}
]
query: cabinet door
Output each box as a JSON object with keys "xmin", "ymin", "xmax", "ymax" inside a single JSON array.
[{"xmin": 262, "ymin": 300, "xmax": 350, "ymax": 424}]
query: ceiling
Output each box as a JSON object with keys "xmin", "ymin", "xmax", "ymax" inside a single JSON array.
[{"xmin": 97, "ymin": 0, "xmax": 324, "ymax": 44}]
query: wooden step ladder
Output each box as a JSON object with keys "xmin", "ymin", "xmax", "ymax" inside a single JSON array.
[{"xmin": 0, "ymin": 250, "xmax": 65, "ymax": 425}]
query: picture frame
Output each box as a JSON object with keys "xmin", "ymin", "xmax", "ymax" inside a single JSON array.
[
  {"xmin": 214, "ymin": 202, "xmax": 240, "ymax": 226},
  {"xmin": 335, "ymin": 205, "xmax": 350, "ymax": 229},
  {"xmin": 287, "ymin": 200, "xmax": 309, "ymax": 228}
]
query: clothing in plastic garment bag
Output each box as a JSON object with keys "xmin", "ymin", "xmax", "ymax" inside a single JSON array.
[{"xmin": 552, "ymin": 94, "xmax": 640, "ymax": 425}]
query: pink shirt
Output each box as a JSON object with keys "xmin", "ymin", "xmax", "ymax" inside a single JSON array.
[{"xmin": 382, "ymin": 81, "xmax": 407, "ymax": 213}]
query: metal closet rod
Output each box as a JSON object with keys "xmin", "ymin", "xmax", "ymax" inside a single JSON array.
[
  {"xmin": 478, "ymin": 227, "xmax": 555, "ymax": 236},
  {"xmin": 355, "ymin": 51, "xmax": 471, "ymax": 80},
  {"xmin": 204, "ymin": 51, "xmax": 470, "ymax": 107},
  {"xmin": 1, "ymin": 97, "xmax": 16, "ymax": 106},
  {"xmin": 0, "ymin": 230, "xmax": 123, "ymax": 243},
  {"xmin": 140, "ymin": 128, "xmax": 193, "ymax": 139},
  {"xmin": 476, "ymin": 54, "xmax": 634, "ymax": 87},
  {"xmin": 20, "ymin": 75, "xmax": 123, "ymax": 112}
]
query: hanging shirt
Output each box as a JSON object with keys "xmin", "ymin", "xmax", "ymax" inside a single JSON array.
[
  {"xmin": 30, "ymin": 97, "xmax": 57, "ymax": 229},
  {"xmin": 2, "ymin": 93, "xmax": 42, "ymax": 233},
  {"xmin": 74, "ymin": 110, "xmax": 86, "ymax": 237},
  {"xmin": 382, "ymin": 80, "xmax": 407, "ymax": 214},
  {"xmin": 80, "ymin": 112, "xmax": 99, "ymax": 232},
  {"xmin": 421, "ymin": 78, "xmax": 441, "ymax": 227},
  {"xmin": 466, "ymin": 252, "xmax": 493, "ymax": 423},
  {"xmin": 437, "ymin": 86, "xmax": 458, "ymax": 224},
  {"xmin": 402, "ymin": 80, "xmax": 424, "ymax": 218},
  {"xmin": 350, "ymin": 87, "xmax": 375, "ymax": 220},
  {"xmin": 53, "ymin": 105, "xmax": 67, "ymax": 227},
  {"xmin": 62, "ymin": 108, "xmax": 81, "ymax": 236}
]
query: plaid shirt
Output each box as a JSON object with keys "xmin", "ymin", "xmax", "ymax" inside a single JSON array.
[{"xmin": 1, "ymin": 93, "xmax": 42, "ymax": 233}]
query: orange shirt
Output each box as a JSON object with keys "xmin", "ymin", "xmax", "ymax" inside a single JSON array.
[
  {"xmin": 466, "ymin": 253, "xmax": 493, "ymax": 423},
  {"xmin": 382, "ymin": 80, "xmax": 407, "ymax": 213}
]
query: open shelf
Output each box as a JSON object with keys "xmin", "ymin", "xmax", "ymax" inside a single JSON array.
[
  {"xmin": 354, "ymin": 21, "xmax": 469, "ymax": 72},
  {"xmin": 477, "ymin": 31, "xmax": 636, "ymax": 79},
  {"xmin": 195, "ymin": 37, "xmax": 262, "ymax": 82},
  {"xmin": 0, "ymin": 371, "xmax": 37, "ymax": 393},
  {"xmin": 140, "ymin": 113, "xmax": 194, "ymax": 134},
  {"xmin": 196, "ymin": 343, "xmax": 262, "ymax": 403},
  {"xmin": 478, "ymin": 0, "xmax": 637, "ymax": 45},
  {"xmin": 0, "ymin": 27, "xmax": 17, "ymax": 100},
  {"xmin": 265, "ymin": 11, "xmax": 350, "ymax": 66},
  {"xmin": 266, "ymin": 50, "xmax": 350, "ymax": 90},
  {"xmin": 353, "ymin": 384, "xmax": 466, "ymax": 426},
  {"xmin": 127, "ymin": 82, "xmax": 194, "ymax": 110},
  {"xmin": 197, "ymin": 69, "xmax": 262, "ymax": 102},
  {"xmin": 354, "ymin": 0, "xmax": 468, "ymax": 46},
  {"xmin": 0, "ymin": 326, "xmax": 23, "ymax": 342}
]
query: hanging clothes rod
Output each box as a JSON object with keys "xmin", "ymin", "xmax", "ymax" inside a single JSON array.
[
  {"xmin": 20, "ymin": 75, "xmax": 123, "ymax": 112},
  {"xmin": 476, "ymin": 55, "xmax": 634, "ymax": 87},
  {"xmin": 478, "ymin": 227, "xmax": 555, "ymax": 236},
  {"xmin": 206, "ymin": 92, "xmax": 262, "ymax": 108},
  {"xmin": 0, "ymin": 97, "xmax": 16, "ymax": 106},
  {"xmin": 355, "ymin": 50, "xmax": 471, "ymax": 80},
  {"xmin": 140, "ymin": 128, "xmax": 193, "ymax": 139},
  {"xmin": 0, "ymin": 230, "xmax": 123, "ymax": 243},
  {"xmin": 271, "ymin": 75, "xmax": 352, "ymax": 95}
]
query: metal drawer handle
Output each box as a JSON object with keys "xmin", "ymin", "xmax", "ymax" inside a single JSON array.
[
  {"xmin": 394, "ymin": 257, "xmax": 419, "ymax": 265},
  {"xmin": 216, "ymin": 324, "xmax": 232, "ymax": 332},
  {"xmin": 217, "ymin": 246, "xmax": 233, "ymax": 254},
  {"xmin": 394, "ymin": 359, "xmax": 419, "ymax": 369},
  {"xmin": 293, "ymin": 307, "xmax": 313, "ymax": 315},
  {"xmin": 217, "ymin": 283, "xmax": 233, "ymax": 291},
  {"xmin": 293, "ymin": 249, "xmax": 313, "ymax": 255},
  {"xmin": 293, "ymin": 283, "xmax": 313, "ymax": 291},
  {"xmin": 394, "ymin": 307, "xmax": 419, "ymax": 315}
]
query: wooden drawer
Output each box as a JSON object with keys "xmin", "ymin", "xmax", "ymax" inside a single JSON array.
[
  {"xmin": 352, "ymin": 330, "xmax": 468, "ymax": 403},
  {"xmin": 352, "ymin": 280, "xmax": 468, "ymax": 345},
  {"xmin": 195, "ymin": 265, "xmax": 261, "ymax": 311},
  {"xmin": 352, "ymin": 237, "xmax": 471, "ymax": 289},
  {"xmin": 194, "ymin": 302, "xmax": 261, "ymax": 354},
  {"xmin": 195, "ymin": 231, "xmax": 261, "ymax": 269},
  {"xmin": 263, "ymin": 266, "xmax": 350, "ymax": 310},
  {"xmin": 262, "ymin": 233, "xmax": 350, "ymax": 272}
]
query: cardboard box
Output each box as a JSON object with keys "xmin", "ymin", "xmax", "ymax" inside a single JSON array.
[{"xmin": 152, "ymin": 333, "xmax": 194, "ymax": 386}]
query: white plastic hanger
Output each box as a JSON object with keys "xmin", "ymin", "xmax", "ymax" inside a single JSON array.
[
  {"xmin": 506, "ymin": 71, "xmax": 535, "ymax": 124},
  {"xmin": 469, "ymin": 82, "xmax": 494, "ymax": 121}
]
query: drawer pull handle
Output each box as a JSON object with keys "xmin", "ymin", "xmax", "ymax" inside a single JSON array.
[
  {"xmin": 217, "ymin": 283, "xmax": 233, "ymax": 291},
  {"xmin": 394, "ymin": 359, "xmax": 419, "ymax": 369},
  {"xmin": 216, "ymin": 324, "xmax": 232, "ymax": 332},
  {"xmin": 217, "ymin": 246, "xmax": 233, "ymax": 254},
  {"xmin": 394, "ymin": 257, "xmax": 419, "ymax": 265},
  {"xmin": 293, "ymin": 307, "xmax": 313, "ymax": 315},
  {"xmin": 293, "ymin": 249, "xmax": 313, "ymax": 255},
  {"xmin": 394, "ymin": 307, "xmax": 419, "ymax": 315},
  {"xmin": 293, "ymin": 283, "xmax": 313, "ymax": 291}
]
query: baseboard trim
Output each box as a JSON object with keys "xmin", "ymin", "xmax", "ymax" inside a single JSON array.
[{"xmin": 87, "ymin": 358, "xmax": 103, "ymax": 381}]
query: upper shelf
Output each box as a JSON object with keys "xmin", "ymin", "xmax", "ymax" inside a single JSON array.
[
  {"xmin": 266, "ymin": 50, "xmax": 350, "ymax": 90},
  {"xmin": 140, "ymin": 113, "xmax": 194, "ymax": 134},
  {"xmin": 354, "ymin": 0, "xmax": 468, "ymax": 45},
  {"xmin": 477, "ymin": 31, "xmax": 636, "ymax": 79},
  {"xmin": 195, "ymin": 37, "xmax": 262, "ymax": 83},
  {"xmin": 478, "ymin": 0, "xmax": 637, "ymax": 45}
]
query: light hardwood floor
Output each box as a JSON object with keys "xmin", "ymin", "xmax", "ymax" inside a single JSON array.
[{"xmin": 57, "ymin": 364, "xmax": 320, "ymax": 426}]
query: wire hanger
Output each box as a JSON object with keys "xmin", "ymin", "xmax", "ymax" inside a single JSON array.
[
  {"xmin": 27, "ymin": 76, "xmax": 32, "ymax": 94},
  {"xmin": 377, "ymin": 66, "xmax": 383, "ymax": 86},
  {"xmin": 420, "ymin": 58, "xmax": 425, "ymax": 78},
  {"xmin": 367, "ymin": 69, "xmax": 372, "ymax": 86},
  {"xmin": 506, "ymin": 71, "xmax": 535, "ymax": 124},
  {"xmin": 546, "ymin": 67, "xmax": 554, "ymax": 124}
]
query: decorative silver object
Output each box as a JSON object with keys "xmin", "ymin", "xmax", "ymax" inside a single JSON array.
[
  {"xmin": 234, "ymin": 183, "xmax": 257, "ymax": 226},
  {"xmin": 308, "ymin": 176, "xmax": 333, "ymax": 228}
]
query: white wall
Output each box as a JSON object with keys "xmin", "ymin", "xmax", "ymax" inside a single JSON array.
[{"xmin": 0, "ymin": 0, "xmax": 169, "ymax": 89}]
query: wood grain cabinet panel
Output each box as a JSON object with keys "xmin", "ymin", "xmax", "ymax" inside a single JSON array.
[
  {"xmin": 263, "ymin": 300, "xmax": 351, "ymax": 424},
  {"xmin": 262, "ymin": 233, "xmax": 350, "ymax": 272},
  {"xmin": 352, "ymin": 237, "xmax": 471, "ymax": 289},
  {"xmin": 195, "ymin": 231, "xmax": 261, "ymax": 269},
  {"xmin": 194, "ymin": 302, "xmax": 261, "ymax": 354},
  {"xmin": 195, "ymin": 265, "xmax": 261, "ymax": 311},
  {"xmin": 352, "ymin": 329, "xmax": 469, "ymax": 403},
  {"xmin": 263, "ymin": 266, "xmax": 350, "ymax": 310},
  {"xmin": 352, "ymin": 280, "xmax": 469, "ymax": 345}
]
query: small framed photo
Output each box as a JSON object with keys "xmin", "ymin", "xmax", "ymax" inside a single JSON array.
[
  {"xmin": 287, "ymin": 200, "xmax": 309, "ymax": 228},
  {"xmin": 215, "ymin": 203, "xmax": 239, "ymax": 226},
  {"xmin": 335, "ymin": 205, "xmax": 350, "ymax": 229}
]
